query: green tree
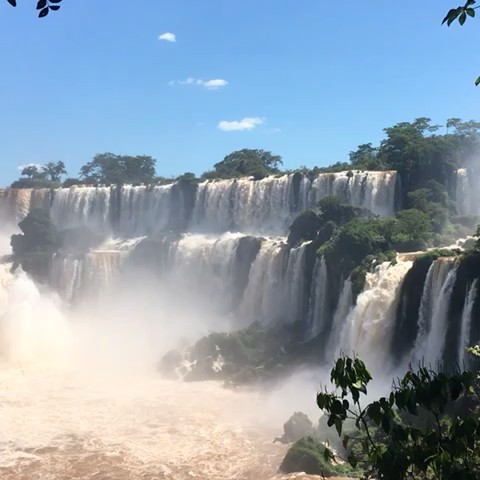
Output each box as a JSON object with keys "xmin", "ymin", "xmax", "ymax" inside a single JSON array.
[
  {"xmin": 203, "ymin": 149, "xmax": 283, "ymax": 180},
  {"xmin": 21, "ymin": 164, "xmax": 46, "ymax": 179},
  {"xmin": 349, "ymin": 143, "xmax": 386, "ymax": 170},
  {"xmin": 12, "ymin": 163, "xmax": 62, "ymax": 188},
  {"xmin": 407, "ymin": 181, "xmax": 453, "ymax": 233},
  {"xmin": 317, "ymin": 355, "xmax": 480, "ymax": 479},
  {"xmin": 392, "ymin": 209, "xmax": 433, "ymax": 251},
  {"xmin": 79, "ymin": 153, "xmax": 157, "ymax": 185},
  {"xmin": 43, "ymin": 161, "xmax": 67, "ymax": 182}
]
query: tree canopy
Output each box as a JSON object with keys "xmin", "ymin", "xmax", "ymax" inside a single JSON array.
[
  {"xmin": 11, "ymin": 161, "xmax": 67, "ymax": 188},
  {"xmin": 79, "ymin": 153, "xmax": 157, "ymax": 185},
  {"xmin": 202, "ymin": 149, "xmax": 283, "ymax": 180}
]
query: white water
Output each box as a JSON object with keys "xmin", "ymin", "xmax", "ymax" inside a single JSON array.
[
  {"xmin": 412, "ymin": 258, "xmax": 455, "ymax": 364},
  {"xmin": 237, "ymin": 238, "xmax": 289, "ymax": 325},
  {"xmin": 0, "ymin": 263, "xmax": 326, "ymax": 480},
  {"xmin": 336, "ymin": 260, "xmax": 413, "ymax": 369},
  {"xmin": 306, "ymin": 256, "xmax": 328, "ymax": 339},
  {"xmin": 456, "ymin": 168, "xmax": 480, "ymax": 215},
  {"xmin": 328, "ymin": 278, "xmax": 353, "ymax": 357},
  {"xmin": 458, "ymin": 279, "xmax": 479, "ymax": 366},
  {"xmin": 0, "ymin": 170, "xmax": 399, "ymax": 236},
  {"xmin": 422, "ymin": 267, "xmax": 458, "ymax": 367}
]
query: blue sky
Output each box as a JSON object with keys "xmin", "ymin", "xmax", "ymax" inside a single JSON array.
[{"xmin": 0, "ymin": 0, "xmax": 479, "ymax": 185}]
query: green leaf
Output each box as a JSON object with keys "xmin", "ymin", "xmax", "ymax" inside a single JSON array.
[
  {"xmin": 7, "ymin": 0, "xmax": 16, "ymax": 6},
  {"xmin": 38, "ymin": 7, "xmax": 49, "ymax": 17},
  {"xmin": 467, "ymin": 8, "xmax": 475, "ymax": 17},
  {"xmin": 443, "ymin": 8, "xmax": 460, "ymax": 25},
  {"xmin": 36, "ymin": 0, "xmax": 47, "ymax": 9},
  {"xmin": 459, "ymin": 11, "xmax": 467, "ymax": 25},
  {"xmin": 475, "ymin": 76, "xmax": 480, "ymax": 86},
  {"xmin": 49, "ymin": 5, "xmax": 60, "ymax": 11}
]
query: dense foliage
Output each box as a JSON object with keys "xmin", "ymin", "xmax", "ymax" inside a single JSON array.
[
  {"xmin": 316, "ymin": 355, "xmax": 480, "ymax": 479},
  {"xmin": 11, "ymin": 161, "xmax": 67, "ymax": 188},
  {"xmin": 79, "ymin": 153, "xmax": 157, "ymax": 185},
  {"xmin": 201, "ymin": 149, "xmax": 283, "ymax": 180}
]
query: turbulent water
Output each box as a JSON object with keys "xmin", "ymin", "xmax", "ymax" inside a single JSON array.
[
  {"xmin": 0, "ymin": 265, "xmax": 328, "ymax": 480},
  {"xmin": 336, "ymin": 260, "xmax": 414, "ymax": 367}
]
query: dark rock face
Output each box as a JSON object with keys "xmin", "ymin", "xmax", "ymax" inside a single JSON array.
[
  {"xmin": 287, "ymin": 210, "xmax": 322, "ymax": 247},
  {"xmin": 275, "ymin": 412, "xmax": 314, "ymax": 444},
  {"xmin": 158, "ymin": 322, "xmax": 300, "ymax": 385}
]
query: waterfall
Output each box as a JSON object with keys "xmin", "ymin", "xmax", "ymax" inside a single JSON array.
[
  {"xmin": 327, "ymin": 278, "xmax": 353, "ymax": 355},
  {"xmin": 50, "ymin": 244, "xmax": 132, "ymax": 303},
  {"xmin": 283, "ymin": 242, "xmax": 311, "ymax": 326},
  {"xmin": 458, "ymin": 279, "xmax": 479, "ymax": 366},
  {"xmin": 0, "ymin": 264, "xmax": 71, "ymax": 365},
  {"xmin": 237, "ymin": 239, "xmax": 289, "ymax": 324},
  {"xmin": 0, "ymin": 188, "xmax": 33, "ymax": 226},
  {"xmin": 167, "ymin": 233, "xmax": 248, "ymax": 313},
  {"xmin": 304, "ymin": 170, "xmax": 397, "ymax": 217},
  {"xmin": 336, "ymin": 260, "xmax": 413, "ymax": 367},
  {"xmin": 191, "ymin": 176, "xmax": 294, "ymax": 234},
  {"xmin": 306, "ymin": 256, "xmax": 328, "ymax": 339},
  {"xmin": 456, "ymin": 168, "xmax": 480, "ymax": 215},
  {"xmin": 0, "ymin": 171, "xmax": 399, "ymax": 237},
  {"xmin": 421, "ymin": 267, "xmax": 458, "ymax": 366},
  {"xmin": 50, "ymin": 186, "xmax": 112, "ymax": 233},
  {"xmin": 412, "ymin": 258, "xmax": 456, "ymax": 365}
]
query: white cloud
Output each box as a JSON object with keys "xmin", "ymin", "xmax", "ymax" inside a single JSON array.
[
  {"xmin": 169, "ymin": 78, "xmax": 228, "ymax": 89},
  {"xmin": 217, "ymin": 117, "xmax": 265, "ymax": 132},
  {"xmin": 202, "ymin": 79, "xmax": 228, "ymax": 89},
  {"xmin": 158, "ymin": 32, "xmax": 176, "ymax": 42}
]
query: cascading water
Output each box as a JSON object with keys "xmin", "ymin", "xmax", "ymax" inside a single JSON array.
[
  {"xmin": 237, "ymin": 238, "xmax": 289, "ymax": 324},
  {"xmin": 306, "ymin": 256, "xmax": 328, "ymax": 339},
  {"xmin": 336, "ymin": 260, "xmax": 413, "ymax": 368},
  {"xmin": 422, "ymin": 267, "xmax": 458, "ymax": 367},
  {"xmin": 456, "ymin": 168, "xmax": 480, "ymax": 215},
  {"xmin": 0, "ymin": 170, "xmax": 399, "ymax": 236},
  {"xmin": 458, "ymin": 279, "xmax": 479, "ymax": 366},
  {"xmin": 327, "ymin": 278, "xmax": 353, "ymax": 356},
  {"xmin": 0, "ymin": 264, "xmax": 71, "ymax": 366},
  {"xmin": 303, "ymin": 170, "xmax": 398, "ymax": 217},
  {"xmin": 412, "ymin": 258, "xmax": 456, "ymax": 365}
]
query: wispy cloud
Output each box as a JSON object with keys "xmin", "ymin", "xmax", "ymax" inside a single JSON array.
[
  {"xmin": 169, "ymin": 77, "xmax": 228, "ymax": 89},
  {"xmin": 158, "ymin": 32, "xmax": 176, "ymax": 42},
  {"xmin": 218, "ymin": 117, "xmax": 265, "ymax": 132}
]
